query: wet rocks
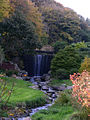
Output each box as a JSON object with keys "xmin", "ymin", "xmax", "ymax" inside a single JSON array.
[
  {"xmin": 29, "ymin": 85, "xmax": 39, "ymax": 90},
  {"xmin": 41, "ymin": 74, "xmax": 51, "ymax": 82},
  {"xmin": 42, "ymin": 86, "xmax": 49, "ymax": 91}
]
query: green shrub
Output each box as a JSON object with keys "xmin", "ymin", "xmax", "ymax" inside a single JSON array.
[
  {"xmin": 0, "ymin": 69, "xmax": 5, "ymax": 74},
  {"xmin": 56, "ymin": 68, "xmax": 69, "ymax": 80},
  {"xmin": 51, "ymin": 46, "xmax": 81, "ymax": 79},
  {"xmin": 5, "ymin": 70, "xmax": 18, "ymax": 77},
  {"xmin": 55, "ymin": 90, "xmax": 72, "ymax": 106},
  {"xmin": 70, "ymin": 68, "xmax": 78, "ymax": 75},
  {"xmin": 71, "ymin": 110, "xmax": 88, "ymax": 120}
]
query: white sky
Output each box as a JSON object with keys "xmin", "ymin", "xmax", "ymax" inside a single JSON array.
[{"xmin": 55, "ymin": 0, "xmax": 90, "ymax": 19}]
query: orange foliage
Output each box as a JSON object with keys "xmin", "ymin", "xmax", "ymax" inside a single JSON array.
[
  {"xmin": 70, "ymin": 71, "xmax": 90, "ymax": 108},
  {"xmin": 10, "ymin": 0, "xmax": 43, "ymax": 38}
]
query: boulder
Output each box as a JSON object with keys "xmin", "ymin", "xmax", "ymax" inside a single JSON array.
[
  {"xmin": 29, "ymin": 85, "xmax": 38, "ymax": 90},
  {"xmin": 23, "ymin": 117, "xmax": 31, "ymax": 120},
  {"xmin": 47, "ymin": 88, "xmax": 55, "ymax": 93},
  {"xmin": 34, "ymin": 77, "xmax": 41, "ymax": 82},
  {"xmin": 58, "ymin": 86, "xmax": 66, "ymax": 91},
  {"xmin": 41, "ymin": 74, "xmax": 50, "ymax": 81},
  {"xmin": 42, "ymin": 86, "xmax": 49, "ymax": 91},
  {"xmin": 66, "ymin": 86, "xmax": 73, "ymax": 90},
  {"xmin": 12, "ymin": 74, "xmax": 17, "ymax": 78}
]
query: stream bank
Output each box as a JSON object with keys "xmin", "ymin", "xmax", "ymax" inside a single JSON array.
[{"xmin": 15, "ymin": 75, "xmax": 72, "ymax": 120}]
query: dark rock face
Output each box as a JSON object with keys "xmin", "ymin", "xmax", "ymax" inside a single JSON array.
[{"xmin": 0, "ymin": 62, "xmax": 15, "ymax": 70}]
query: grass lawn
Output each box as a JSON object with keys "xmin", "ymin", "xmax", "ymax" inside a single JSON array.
[{"xmin": 0, "ymin": 77, "xmax": 47, "ymax": 108}]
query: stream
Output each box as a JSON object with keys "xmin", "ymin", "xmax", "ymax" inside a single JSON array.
[{"xmin": 13, "ymin": 77, "xmax": 58, "ymax": 120}]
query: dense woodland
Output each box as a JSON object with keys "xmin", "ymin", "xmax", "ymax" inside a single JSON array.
[{"xmin": 0, "ymin": 0, "xmax": 90, "ymax": 59}]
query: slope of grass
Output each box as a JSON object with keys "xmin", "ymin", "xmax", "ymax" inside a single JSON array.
[{"xmin": 0, "ymin": 77, "xmax": 47, "ymax": 107}]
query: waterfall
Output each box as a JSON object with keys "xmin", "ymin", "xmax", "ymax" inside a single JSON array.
[
  {"xmin": 34, "ymin": 55, "xmax": 42, "ymax": 76},
  {"xmin": 23, "ymin": 54, "xmax": 53, "ymax": 76}
]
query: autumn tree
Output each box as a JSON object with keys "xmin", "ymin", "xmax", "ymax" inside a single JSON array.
[
  {"xmin": 32, "ymin": 0, "xmax": 89, "ymax": 44},
  {"xmin": 79, "ymin": 57, "xmax": 90, "ymax": 73},
  {"xmin": 10, "ymin": 0, "xmax": 43, "ymax": 39},
  {"xmin": 0, "ymin": 10, "xmax": 38, "ymax": 58},
  {"xmin": 0, "ymin": 0, "xmax": 12, "ymax": 21}
]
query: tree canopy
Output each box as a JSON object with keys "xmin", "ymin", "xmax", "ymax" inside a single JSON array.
[
  {"xmin": 0, "ymin": 10, "xmax": 38, "ymax": 58},
  {"xmin": 51, "ymin": 46, "xmax": 81, "ymax": 79},
  {"xmin": 0, "ymin": 0, "xmax": 12, "ymax": 21}
]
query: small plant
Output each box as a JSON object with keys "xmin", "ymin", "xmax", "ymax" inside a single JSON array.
[
  {"xmin": 56, "ymin": 68, "xmax": 69, "ymax": 80},
  {"xmin": 55, "ymin": 90, "xmax": 71, "ymax": 106},
  {"xmin": 0, "ymin": 78, "xmax": 14, "ymax": 116},
  {"xmin": 5, "ymin": 70, "xmax": 18, "ymax": 77}
]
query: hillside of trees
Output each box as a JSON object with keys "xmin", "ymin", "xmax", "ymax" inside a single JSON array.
[
  {"xmin": 0, "ymin": 0, "xmax": 90, "ymax": 60},
  {"xmin": 31, "ymin": 0, "xmax": 90, "ymax": 44}
]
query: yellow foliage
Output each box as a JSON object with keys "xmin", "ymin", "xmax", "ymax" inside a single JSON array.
[
  {"xmin": 79, "ymin": 57, "xmax": 90, "ymax": 73},
  {"xmin": 10, "ymin": 0, "xmax": 43, "ymax": 39},
  {"xmin": 0, "ymin": 0, "xmax": 13, "ymax": 21}
]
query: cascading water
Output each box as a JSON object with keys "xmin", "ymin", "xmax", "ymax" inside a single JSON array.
[
  {"xmin": 34, "ymin": 55, "xmax": 42, "ymax": 76},
  {"xmin": 23, "ymin": 54, "xmax": 53, "ymax": 77},
  {"xmin": 34, "ymin": 55, "xmax": 52, "ymax": 76}
]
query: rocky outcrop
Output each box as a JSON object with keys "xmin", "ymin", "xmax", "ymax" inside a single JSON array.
[{"xmin": 40, "ymin": 45, "xmax": 54, "ymax": 52}]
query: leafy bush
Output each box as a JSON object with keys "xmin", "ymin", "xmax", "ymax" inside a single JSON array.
[
  {"xmin": 0, "ymin": 69, "xmax": 5, "ymax": 74},
  {"xmin": 71, "ymin": 42, "xmax": 87, "ymax": 50},
  {"xmin": 55, "ymin": 90, "xmax": 72, "ymax": 106},
  {"xmin": 70, "ymin": 68, "xmax": 78, "ymax": 75},
  {"xmin": 70, "ymin": 71, "xmax": 89, "ymax": 119},
  {"xmin": 5, "ymin": 70, "xmax": 18, "ymax": 77},
  {"xmin": 56, "ymin": 68, "xmax": 69, "ymax": 80},
  {"xmin": 51, "ymin": 46, "xmax": 81, "ymax": 79}
]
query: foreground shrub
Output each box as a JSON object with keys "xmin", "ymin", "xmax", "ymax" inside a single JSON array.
[
  {"xmin": 70, "ymin": 71, "xmax": 90, "ymax": 119},
  {"xmin": 55, "ymin": 90, "xmax": 72, "ymax": 106},
  {"xmin": 5, "ymin": 70, "xmax": 18, "ymax": 77}
]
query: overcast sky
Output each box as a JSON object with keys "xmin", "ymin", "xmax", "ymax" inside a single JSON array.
[{"xmin": 55, "ymin": 0, "xmax": 90, "ymax": 19}]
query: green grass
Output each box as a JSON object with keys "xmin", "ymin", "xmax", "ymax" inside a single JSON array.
[
  {"xmin": 31, "ymin": 105, "xmax": 75, "ymax": 120},
  {"xmin": 0, "ymin": 77, "xmax": 47, "ymax": 108},
  {"xmin": 49, "ymin": 79, "xmax": 72, "ymax": 87}
]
